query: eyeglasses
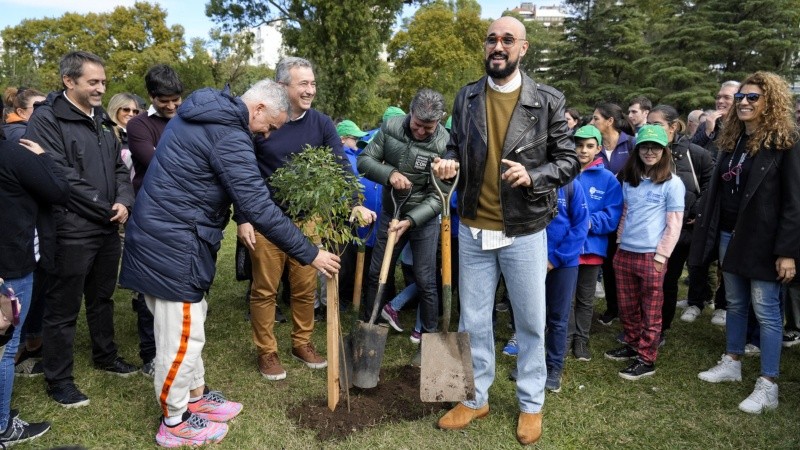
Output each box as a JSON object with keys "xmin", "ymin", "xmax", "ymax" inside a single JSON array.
[
  {"xmin": 721, "ymin": 164, "xmax": 742, "ymax": 181},
  {"xmin": 121, "ymin": 107, "xmax": 140, "ymax": 114},
  {"xmin": 638, "ymin": 145, "xmax": 664, "ymax": 155},
  {"xmin": 484, "ymin": 35, "xmax": 523, "ymax": 48},
  {"xmin": 733, "ymin": 93, "xmax": 762, "ymax": 103}
]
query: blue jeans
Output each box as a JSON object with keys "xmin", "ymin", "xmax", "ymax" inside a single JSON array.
[
  {"xmin": 0, "ymin": 272, "xmax": 33, "ymax": 431},
  {"xmin": 363, "ymin": 210, "xmax": 439, "ymax": 332},
  {"xmin": 389, "ymin": 282, "xmax": 422, "ymax": 333},
  {"xmin": 545, "ymin": 266, "xmax": 579, "ymax": 374},
  {"xmin": 458, "ymin": 223, "xmax": 547, "ymax": 413},
  {"xmin": 719, "ymin": 231, "xmax": 783, "ymax": 378}
]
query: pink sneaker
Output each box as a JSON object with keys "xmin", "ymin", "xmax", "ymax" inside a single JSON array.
[
  {"xmin": 155, "ymin": 413, "xmax": 228, "ymax": 448},
  {"xmin": 410, "ymin": 329, "xmax": 421, "ymax": 345},
  {"xmin": 188, "ymin": 390, "xmax": 243, "ymax": 422},
  {"xmin": 381, "ymin": 304, "xmax": 404, "ymax": 332}
]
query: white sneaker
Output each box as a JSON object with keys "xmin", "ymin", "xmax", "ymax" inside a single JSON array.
[
  {"xmin": 738, "ymin": 377, "xmax": 778, "ymax": 414},
  {"xmin": 595, "ymin": 281, "xmax": 605, "ymax": 298},
  {"xmin": 744, "ymin": 343, "xmax": 761, "ymax": 356},
  {"xmin": 698, "ymin": 354, "xmax": 742, "ymax": 383},
  {"xmin": 711, "ymin": 309, "xmax": 727, "ymax": 326},
  {"xmin": 676, "ymin": 299, "xmax": 689, "ymax": 309},
  {"xmin": 681, "ymin": 306, "xmax": 701, "ymax": 322}
]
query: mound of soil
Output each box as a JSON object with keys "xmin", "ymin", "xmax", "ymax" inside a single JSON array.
[{"xmin": 286, "ymin": 366, "xmax": 450, "ymax": 441}]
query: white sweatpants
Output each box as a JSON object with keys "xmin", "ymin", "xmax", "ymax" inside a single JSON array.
[{"xmin": 145, "ymin": 295, "xmax": 206, "ymax": 418}]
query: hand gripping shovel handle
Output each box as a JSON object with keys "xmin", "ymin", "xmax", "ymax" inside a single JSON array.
[
  {"xmin": 367, "ymin": 187, "xmax": 411, "ymax": 325},
  {"xmin": 430, "ymin": 164, "xmax": 460, "ymax": 331}
]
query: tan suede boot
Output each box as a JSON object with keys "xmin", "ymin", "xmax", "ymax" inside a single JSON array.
[
  {"xmin": 516, "ymin": 412, "xmax": 542, "ymax": 445},
  {"xmin": 437, "ymin": 403, "xmax": 490, "ymax": 430}
]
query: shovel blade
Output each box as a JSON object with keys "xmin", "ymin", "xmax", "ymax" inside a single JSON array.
[
  {"xmin": 350, "ymin": 321, "xmax": 390, "ymax": 389},
  {"xmin": 339, "ymin": 334, "xmax": 354, "ymax": 390},
  {"xmin": 420, "ymin": 332, "xmax": 476, "ymax": 402}
]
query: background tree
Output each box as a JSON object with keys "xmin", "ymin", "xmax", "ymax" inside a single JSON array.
[
  {"xmin": 206, "ymin": 0, "xmax": 422, "ymax": 123},
  {"xmin": 388, "ymin": 0, "xmax": 488, "ymax": 114},
  {"xmin": 0, "ymin": 2, "xmax": 185, "ymax": 97}
]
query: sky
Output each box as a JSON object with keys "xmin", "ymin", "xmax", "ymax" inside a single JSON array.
[{"xmin": 0, "ymin": 0, "xmax": 553, "ymax": 41}]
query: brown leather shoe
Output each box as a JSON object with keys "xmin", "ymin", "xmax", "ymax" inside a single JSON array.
[
  {"xmin": 258, "ymin": 352, "xmax": 286, "ymax": 381},
  {"xmin": 516, "ymin": 412, "xmax": 543, "ymax": 445},
  {"xmin": 292, "ymin": 343, "xmax": 327, "ymax": 369},
  {"xmin": 437, "ymin": 403, "xmax": 489, "ymax": 430}
]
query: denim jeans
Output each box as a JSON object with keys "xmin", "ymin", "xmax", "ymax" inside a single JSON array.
[
  {"xmin": 545, "ymin": 266, "xmax": 579, "ymax": 374},
  {"xmin": 0, "ymin": 272, "xmax": 33, "ymax": 431},
  {"xmin": 363, "ymin": 210, "xmax": 439, "ymax": 332},
  {"xmin": 458, "ymin": 223, "xmax": 547, "ymax": 413},
  {"xmin": 389, "ymin": 282, "xmax": 422, "ymax": 333},
  {"xmin": 719, "ymin": 231, "xmax": 783, "ymax": 378}
]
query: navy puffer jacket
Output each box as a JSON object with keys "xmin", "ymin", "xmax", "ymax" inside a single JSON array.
[{"xmin": 120, "ymin": 87, "xmax": 318, "ymax": 302}]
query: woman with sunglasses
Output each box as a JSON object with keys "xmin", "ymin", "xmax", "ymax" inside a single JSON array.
[
  {"xmin": 603, "ymin": 125, "xmax": 684, "ymax": 380},
  {"xmin": 693, "ymin": 72, "xmax": 800, "ymax": 414},
  {"xmin": 106, "ymin": 93, "xmax": 141, "ymax": 178},
  {"xmin": 645, "ymin": 105, "xmax": 713, "ymax": 337}
]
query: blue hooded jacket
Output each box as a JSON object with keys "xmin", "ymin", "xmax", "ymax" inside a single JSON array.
[
  {"xmin": 546, "ymin": 180, "xmax": 589, "ymax": 268},
  {"xmin": 345, "ymin": 145, "xmax": 382, "ymax": 247},
  {"xmin": 120, "ymin": 87, "xmax": 318, "ymax": 302},
  {"xmin": 575, "ymin": 158, "xmax": 623, "ymax": 258}
]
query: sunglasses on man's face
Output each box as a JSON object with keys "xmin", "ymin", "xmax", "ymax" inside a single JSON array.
[
  {"xmin": 733, "ymin": 93, "xmax": 761, "ymax": 104},
  {"xmin": 121, "ymin": 107, "xmax": 141, "ymax": 114},
  {"xmin": 484, "ymin": 35, "xmax": 522, "ymax": 48}
]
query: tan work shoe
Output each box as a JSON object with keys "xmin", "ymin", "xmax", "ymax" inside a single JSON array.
[
  {"xmin": 292, "ymin": 343, "xmax": 327, "ymax": 369},
  {"xmin": 437, "ymin": 403, "xmax": 489, "ymax": 430},
  {"xmin": 517, "ymin": 412, "xmax": 543, "ymax": 445},
  {"xmin": 258, "ymin": 352, "xmax": 286, "ymax": 381}
]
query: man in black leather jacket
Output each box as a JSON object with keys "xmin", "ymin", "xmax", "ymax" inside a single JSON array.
[{"xmin": 433, "ymin": 16, "xmax": 579, "ymax": 446}]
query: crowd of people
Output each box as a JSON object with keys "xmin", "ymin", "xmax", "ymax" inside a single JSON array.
[{"xmin": 1, "ymin": 14, "xmax": 799, "ymax": 448}]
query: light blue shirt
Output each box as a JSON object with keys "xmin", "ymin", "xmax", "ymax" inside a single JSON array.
[{"xmin": 620, "ymin": 176, "xmax": 685, "ymax": 254}]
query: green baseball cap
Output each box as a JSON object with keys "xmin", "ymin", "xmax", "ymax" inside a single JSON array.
[
  {"xmin": 573, "ymin": 125, "xmax": 602, "ymax": 146},
  {"xmin": 382, "ymin": 106, "xmax": 405, "ymax": 122},
  {"xmin": 636, "ymin": 125, "xmax": 668, "ymax": 148},
  {"xmin": 336, "ymin": 120, "xmax": 367, "ymax": 138}
]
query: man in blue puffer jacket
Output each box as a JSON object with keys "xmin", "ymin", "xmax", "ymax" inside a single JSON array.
[{"xmin": 119, "ymin": 80, "xmax": 340, "ymax": 448}]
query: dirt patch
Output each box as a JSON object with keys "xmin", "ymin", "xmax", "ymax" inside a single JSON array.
[{"xmin": 286, "ymin": 365, "xmax": 450, "ymax": 441}]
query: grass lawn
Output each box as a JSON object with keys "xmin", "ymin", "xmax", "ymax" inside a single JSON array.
[{"xmin": 12, "ymin": 221, "xmax": 800, "ymax": 449}]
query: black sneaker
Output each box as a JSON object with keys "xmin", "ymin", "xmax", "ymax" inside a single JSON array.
[
  {"xmin": 314, "ymin": 305, "xmax": 326, "ymax": 323},
  {"xmin": 14, "ymin": 359, "xmax": 43, "ymax": 377},
  {"xmin": 0, "ymin": 415, "xmax": 51, "ymax": 446},
  {"xmin": 604, "ymin": 345, "xmax": 638, "ymax": 361},
  {"xmin": 573, "ymin": 340, "xmax": 592, "ymax": 362},
  {"xmin": 141, "ymin": 359, "xmax": 156, "ymax": 378},
  {"xmin": 47, "ymin": 383, "xmax": 90, "ymax": 408},
  {"xmin": 275, "ymin": 305, "xmax": 287, "ymax": 324},
  {"xmin": 96, "ymin": 356, "xmax": 138, "ymax": 377},
  {"xmin": 597, "ymin": 311, "xmax": 617, "ymax": 326},
  {"xmin": 783, "ymin": 330, "xmax": 800, "ymax": 348},
  {"xmin": 619, "ymin": 359, "xmax": 656, "ymax": 380}
]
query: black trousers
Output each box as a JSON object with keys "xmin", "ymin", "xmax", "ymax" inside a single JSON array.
[
  {"xmin": 132, "ymin": 292, "xmax": 155, "ymax": 364},
  {"xmin": 42, "ymin": 233, "xmax": 121, "ymax": 386},
  {"xmin": 601, "ymin": 234, "xmax": 619, "ymax": 316},
  {"xmin": 661, "ymin": 236, "xmax": 691, "ymax": 331}
]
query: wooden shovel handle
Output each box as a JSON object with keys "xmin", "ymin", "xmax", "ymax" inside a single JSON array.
[
  {"xmin": 352, "ymin": 247, "xmax": 365, "ymax": 312},
  {"xmin": 440, "ymin": 216, "xmax": 452, "ymax": 331}
]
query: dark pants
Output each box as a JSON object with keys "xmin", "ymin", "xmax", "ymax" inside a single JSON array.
[
  {"xmin": 687, "ymin": 262, "xmax": 727, "ymax": 311},
  {"xmin": 20, "ymin": 268, "xmax": 49, "ymax": 343},
  {"xmin": 132, "ymin": 292, "xmax": 155, "ymax": 364},
  {"xmin": 544, "ymin": 266, "xmax": 579, "ymax": 373},
  {"xmin": 337, "ymin": 242, "xmax": 375, "ymax": 311},
  {"xmin": 602, "ymin": 234, "xmax": 619, "ymax": 316},
  {"xmin": 661, "ymin": 236, "xmax": 691, "ymax": 331},
  {"xmin": 362, "ymin": 210, "xmax": 439, "ymax": 333},
  {"xmin": 42, "ymin": 233, "xmax": 121, "ymax": 386},
  {"xmin": 569, "ymin": 264, "xmax": 601, "ymax": 344}
]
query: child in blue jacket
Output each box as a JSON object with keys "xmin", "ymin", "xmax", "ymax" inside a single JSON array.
[
  {"xmin": 567, "ymin": 125, "xmax": 623, "ymax": 362},
  {"xmin": 507, "ymin": 179, "xmax": 588, "ymax": 393}
]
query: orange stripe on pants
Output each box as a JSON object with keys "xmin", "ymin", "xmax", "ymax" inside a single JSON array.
[{"xmin": 159, "ymin": 302, "xmax": 192, "ymax": 417}]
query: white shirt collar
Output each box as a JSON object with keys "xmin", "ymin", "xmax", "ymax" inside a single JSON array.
[
  {"xmin": 487, "ymin": 70, "xmax": 522, "ymax": 93},
  {"xmin": 62, "ymin": 90, "xmax": 94, "ymax": 118},
  {"xmin": 291, "ymin": 110, "xmax": 308, "ymax": 122},
  {"xmin": 148, "ymin": 105, "xmax": 159, "ymax": 117}
]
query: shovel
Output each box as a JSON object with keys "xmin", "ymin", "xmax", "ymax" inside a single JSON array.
[
  {"xmin": 421, "ymin": 166, "xmax": 475, "ymax": 402},
  {"xmin": 348, "ymin": 187, "xmax": 411, "ymax": 389}
]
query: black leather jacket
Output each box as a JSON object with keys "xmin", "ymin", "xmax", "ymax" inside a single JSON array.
[{"xmin": 445, "ymin": 73, "xmax": 579, "ymax": 236}]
